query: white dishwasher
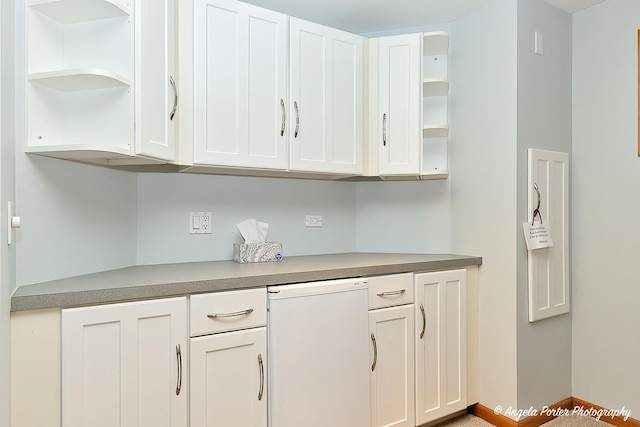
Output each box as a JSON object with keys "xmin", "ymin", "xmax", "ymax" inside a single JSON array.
[{"xmin": 267, "ymin": 278, "xmax": 371, "ymax": 427}]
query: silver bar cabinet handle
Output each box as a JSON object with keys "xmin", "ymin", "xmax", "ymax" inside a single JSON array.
[
  {"xmin": 294, "ymin": 101, "xmax": 300, "ymax": 138},
  {"xmin": 169, "ymin": 76, "xmax": 177, "ymax": 121},
  {"xmin": 258, "ymin": 354, "xmax": 264, "ymax": 401},
  {"xmin": 207, "ymin": 308, "xmax": 254, "ymax": 319},
  {"xmin": 419, "ymin": 303, "xmax": 426, "ymax": 339},
  {"xmin": 376, "ymin": 289, "xmax": 406, "ymax": 297},
  {"xmin": 175, "ymin": 344, "xmax": 182, "ymax": 395},
  {"xmin": 280, "ymin": 99, "xmax": 286, "ymax": 136},
  {"xmin": 371, "ymin": 333, "xmax": 378, "ymax": 371},
  {"xmin": 382, "ymin": 113, "xmax": 387, "ymax": 146}
]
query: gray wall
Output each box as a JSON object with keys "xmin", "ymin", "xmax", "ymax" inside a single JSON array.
[
  {"xmin": 516, "ymin": 0, "xmax": 572, "ymax": 411},
  {"xmin": 572, "ymin": 0, "xmax": 640, "ymax": 415},
  {"xmin": 1, "ymin": 0, "xmax": 15, "ymax": 421},
  {"xmin": 136, "ymin": 173, "xmax": 358, "ymax": 264},
  {"xmin": 355, "ymin": 180, "xmax": 451, "ymax": 254},
  {"xmin": 15, "ymin": 156, "xmax": 138, "ymax": 285},
  {"xmin": 450, "ymin": 0, "xmax": 519, "ymax": 413}
]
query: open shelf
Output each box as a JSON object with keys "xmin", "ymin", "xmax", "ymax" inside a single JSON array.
[
  {"xmin": 423, "ymin": 125, "xmax": 449, "ymax": 138},
  {"xmin": 420, "ymin": 170, "xmax": 449, "ymax": 180},
  {"xmin": 423, "ymin": 31, "xmax": 449, "ymax": 56},
  {"xmin": 423, "ymin": 78, "xmax": 449, "ymax": 96},
  {"xmin": 29, "ymin": 69, "xmax": 130, "ymax": 91},
  {"xmin": 29, "ymin": 0, "xmax": 130, "ymax": 24}
]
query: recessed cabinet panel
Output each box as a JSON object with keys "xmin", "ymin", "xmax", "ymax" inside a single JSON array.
[
  {"xmin": 205, "ymin": 4, "xmax": 241, "ymax": 156},
  {"xmin": 292, "ymin": 27, "xmax": 326, "ymax": 164},
  {"xmin": 388, "ymin": 44, "xmax": 413, "ymax": 167},
  {"xmin": 445, "ymin": 281, "xmax": 464, "ymax": 407},
  {"xmin": 248, "ymin": 15, "xmax": 285, "ymax": 159},
  {"xmin": 80, "ymin": 321, "xmax": 122, "ymax": 427},
  {"xmin": 420, "ymin": 277, "xmax": 441, "ymax": 415},
  {"xmin": 331, "ymin": 38, "xmax": 358, "ymax": 166}
]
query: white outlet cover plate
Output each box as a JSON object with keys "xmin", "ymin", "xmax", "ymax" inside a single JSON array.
[
  {"xmin": 190, "ymin": 211, "xmax": 212, "ymax": 234},
  {"xmin": 305, "ymin": 215, "xmax": 323, "ymax": 227}
]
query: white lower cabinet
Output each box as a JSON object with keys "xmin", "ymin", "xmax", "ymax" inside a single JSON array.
[
  {"xmin": 414, "ymin": 270, "xmax": 467, "ymax": 425},
  {"xmin": 369, "ymin": 304, "xmax": 415, "ymax": 427},
  {"xmin": 189, "ymin": 288, "xmax": 267, "ymax": 427},
  {"xmin": 61, "ymin": 297, "xmax": 188, "ymax": 427},
  {"xmin": 55, "ymin": 270, "xmax": 468, "ymax": 427},
  {"xmin": 190, "ymin": 328, "xmax": 267, "ymax": 427},
  {"xmin": 367, "ymin": 273, "xmax": 415, "ymax": 427}
]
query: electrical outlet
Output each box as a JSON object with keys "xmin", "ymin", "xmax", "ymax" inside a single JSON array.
[
  {"xmin": 190, "ymin": 212, "xmax": 212, "ymax": 234},
  {"xmin": 305, "ymin": 215, "xmax": 323, "ymax": 227}
]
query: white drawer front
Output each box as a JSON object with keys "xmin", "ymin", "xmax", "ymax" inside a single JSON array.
[
  {"xmin": 190, "ymin": 288, "xmax": 266, "ymax": 336},
  {"xmin": 367, "ymin": 273, "xmax": 414, "ymax": 309}
]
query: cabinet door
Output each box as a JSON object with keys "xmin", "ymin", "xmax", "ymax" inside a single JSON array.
[
  {"xmin": 289, "ymin": 17, "xmax": 363, "ymax": 175},
  {"xmin": 377, "ymin": 34, "xmax": 421, "ymax": 176},
  {"xmin": 190, "ymin": 327, "xmax": 267, "ymax": 427},
  {"xmin": 61, "ymin": 297, "xmax": 188, "ymax": 427},
  {"xmin": 136, "ymin": 0, "xmax": 177, "ymax": 161},
  {"xmin": 369, "ymin": 304, "xmax": 415, "ymax": 427},
  {"xmin": 193, "ymin": 0, "xmax": 288, "ymax": 169},
  {"xmin": 414, "ymin": 270, "xmax": 466, "ymax": 425}
]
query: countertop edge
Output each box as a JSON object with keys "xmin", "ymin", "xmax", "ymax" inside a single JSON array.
[{"xmin": 11, "ymin": 254, "xmax": 482, "ymax": 311}]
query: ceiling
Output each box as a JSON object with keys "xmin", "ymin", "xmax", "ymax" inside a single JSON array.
[{"xmin": 242, "ymin": 0, "xmax": 606, "ymax": 34}]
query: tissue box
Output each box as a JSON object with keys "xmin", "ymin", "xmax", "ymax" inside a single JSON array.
[{"xmin": 233, "ymin": 243, "xmax": 283, "ymax": 263}]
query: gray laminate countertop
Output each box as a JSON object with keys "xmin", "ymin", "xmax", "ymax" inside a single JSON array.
[{"xmin": 11, "ymin": 253, "xmax": 482, "ymax": 311}]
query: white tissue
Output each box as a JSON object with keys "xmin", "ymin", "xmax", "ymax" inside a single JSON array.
[{"xmin": 236, "ymin": 219, "xmax": 269, "ymax": 243}]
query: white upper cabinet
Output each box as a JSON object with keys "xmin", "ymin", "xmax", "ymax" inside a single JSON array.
[
  {"xmin": 135, "ymin": 0, "xmax": 177, "ymax": 161},
  {"xmin": 25, "ymin": 0, "xmax": 178, "ymax": 165},
  {"xmin": 25, "ymin": 0, "xmax": 135, "ymax": 160},
  {"xmin": 421, "ymin": 31, "xmax": 450, "ymax": 178},
  {"xmin": 289, "ymin": 18, "xmax": 364, "ymax": 175},
  {"xmin": 377, "ymin": 33, "xmax": 422, "ymax": 177},
  {"xmin": 374, "ymin": 30, "xmax": 450, "ymax": 180},
  {"xmin": 192, "ymin": 0, "xmax": 288, "ymax": 170}
]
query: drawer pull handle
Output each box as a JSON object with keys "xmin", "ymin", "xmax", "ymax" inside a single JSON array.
[
  {"xmin": 258, "ymin": 353, "xmax": 265, "ymax": 401},
  {"xmin": 376, "ymin": 289, "xmax": 406, "ymax": 297},
  {"xmin": 371, "ymin": 333, "xmax": 378, "ymax": 372},
  {"xmin": 419, "ymin": 303, "xmax": 426, "ymax": 339},
  {"xmin": 207, "ymin": 308, "xmax": 254, "ymax": 319}
]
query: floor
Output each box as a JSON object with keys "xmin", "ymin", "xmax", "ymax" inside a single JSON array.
[{"xmin": 437, "ymin": 414, "xmax": 613, "ymax": 427}]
